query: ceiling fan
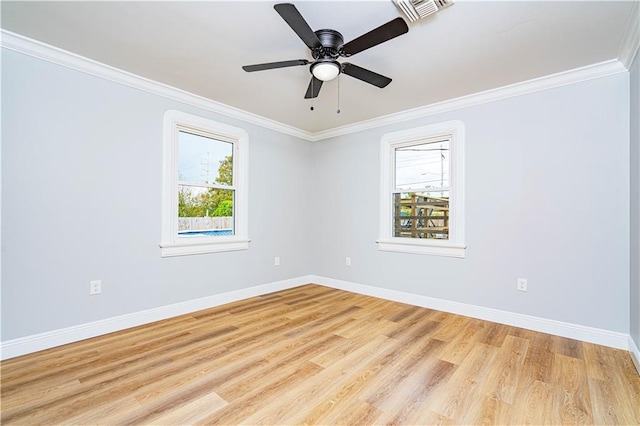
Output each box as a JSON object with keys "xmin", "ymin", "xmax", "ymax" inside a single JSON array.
[{"xmin": 242, "ymin": 3, "xmax": 409, "ymax": 99}]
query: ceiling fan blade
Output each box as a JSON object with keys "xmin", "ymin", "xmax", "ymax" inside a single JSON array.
[
  {"xmin": 304, "ymin": 76, "xmax": 323, "ymax": 99},
  {"xmin": 274, "ymin": 3, "xmax": 322, "ymax": 50},
  {"xmin": 341, "ymin": 17, "xmax": 409, "ymax": 56},
  {"xmin": 242, "ymin": 59, "xmax": 309, "ymax": 72},
  {"xmin": 342, "ymin": 63, "xmax": 392, "ymax": 88}
]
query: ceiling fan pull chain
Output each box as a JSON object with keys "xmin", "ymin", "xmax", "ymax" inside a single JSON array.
[
  {"xmin": 336, "ymin": 74, "xmax": 341, "ymax": 114},
  {"xmin": 310, "ymin": 78, "xmax": 315, "ymax": 111}
]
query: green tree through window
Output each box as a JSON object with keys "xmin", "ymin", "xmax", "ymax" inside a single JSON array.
[{"xmin": 178, "ymin": 155, "xmax": 233, "ymax": 218}]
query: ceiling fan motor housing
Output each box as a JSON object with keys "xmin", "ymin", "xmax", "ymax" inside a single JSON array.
[{"xmin": 312, "ymin": 29, "xmax": 344, "ymax": 59}]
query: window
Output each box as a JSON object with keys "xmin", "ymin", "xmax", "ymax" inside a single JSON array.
[
  {"xmin": 161, "ymin": 110, "xmax": 249, "ymax": 257},
  {"xmin": 378, "ymin": 121, "xmax": 465, "ymax": 257}
]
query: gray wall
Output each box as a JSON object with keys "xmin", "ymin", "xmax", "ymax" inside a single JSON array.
[
  {"xmin": 1, "ymin": 50, "xmax": 312, "ymax": 340},
  {"xmin": 631, "ymin": 51, "xmax": 640, "ymax": 348},
  {"xmin": 311, "ymin": 73, "xmax": 630, "ymax": 333},
  {"xmin": 1, "ymin": 46, "xmax": 634, "ymax": 342}
]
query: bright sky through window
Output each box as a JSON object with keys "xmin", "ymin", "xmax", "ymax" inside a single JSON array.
[
  {"xmin": 395, "ymin": 141, "xmax": 450, "ymax": 190},
  {"xmin": 178, "ymin": 131, "xmax": 233, "ymax": 185}
]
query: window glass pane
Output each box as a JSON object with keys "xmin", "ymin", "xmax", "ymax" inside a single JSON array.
[
  {"xmin": 395, "ymin": 141, "xmax": 449, "ymax": 191},
  {"xmin": 178, "ymin": 131, "xmax": 233, "ymax": 186},
  {"xmin": 178, "ymin": 185, "xmax": 234, "ymax": 236},
  {"xmin": 393, "ymin": 191, "xmax": 449, "ymax": 240}
]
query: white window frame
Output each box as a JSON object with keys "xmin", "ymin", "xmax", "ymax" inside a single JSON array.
[
  {"xmin": 160, "ymin": 110, "xmax": 249, "ymax": 257},
  {"xmin": 378, "ymin": 120, "xmax": 466, "ymax": 258}
]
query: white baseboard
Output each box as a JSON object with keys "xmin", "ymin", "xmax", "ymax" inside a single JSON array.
[
  {"xmin": 2, "ymin": 275, "xmax": 633, "ymax": 360},
  {"xmin": 0, "ymin": 276, "xmax": 311, "ymax": 360},
  {"xmin": 630, "ymin": 336, "xmax": 640, "ymax": 374},
  {"xmin": 310, "ymin": 276, "xmax": 630, "ymax": 351}
]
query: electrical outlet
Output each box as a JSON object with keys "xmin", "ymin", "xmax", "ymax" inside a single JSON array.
[
  {"xmin": 90, "ymin": 280, "xmax": 102, "ymax": 295},
  {"xmin": 345, "ymin": 257, "xmax": 352, "ymax": 267},
  {"xmin": 274, "ymin": 256, "xmax": 280, "ymax": 266},
  {"xmin": 517, "ymin": 278, "xmax": 528, "ymax": 292}
]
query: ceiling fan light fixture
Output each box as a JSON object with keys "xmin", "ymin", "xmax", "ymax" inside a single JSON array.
[{"xmin": 311, "ymin": 61, "xmax": 340, "ymax": 81}]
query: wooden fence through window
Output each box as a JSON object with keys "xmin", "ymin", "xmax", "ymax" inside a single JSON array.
[{"xmin": 393, "ymin": 193, "xmax": 449, "ymax": 239}]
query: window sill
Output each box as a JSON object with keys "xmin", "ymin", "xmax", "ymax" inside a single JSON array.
[
  {"xmin": 377, "ymin": 239, "xmax": 466, "ymax": 258},
  {"xmin": 160, "ymin": 238, "xmax": 250, "ymax": 257}
]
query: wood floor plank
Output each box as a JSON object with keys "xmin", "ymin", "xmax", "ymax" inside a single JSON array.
[
  {"xmin": 438, "ymin": 318, "xmax": 482, "ymax": 365},
  {"xmin": 428, "ymin": 342, "xmax": 500, "ymax": 422},
  {"xmin": 517, "ymin": 379, "xmax": 555, "ymax": 425},
  {"xmin": 459, "ymin": 394, "xmax": 514, "ymax": 426},
  {"xmin": 482, "ymin": 334, "xmax": 529, "ymax": 404},
  {"xmin": 553, "ymin": 353, "xmax": 594, "ymax": 424},
  {"xmin": 371, "ymin": 358, "xmax": 457, "ymax": 425},
  {"xmin": 145, "ymin": 391, "xmax": 227, "ymax": 425},
  {"xmin": 429, "ymin": 313, "xmax": 471, "ymax": 343},
  {"xmin": 296, "ymin": 347, "xmax": 402, "ymax": 425},
  {"xmin": 591, "ymin": 347, "xmax": 640, "ymax": 424},
  {"xmin": 239, "ymin": 334, "xmax": 393, "ymax": 425},
  {"xmin": 521, "ymin": 335, "xmax": 555, "ymax": 384},
  {"xmin": 554, "ymin": 335, "xmax": 585, "ymax": 359},
  {"xmin": 216, "ymin": 334, "xmax": 342, "ymax": 402},
  {"xmin": 196, "ymin": 361, "xmax": 324, "ymax": 425},
  {"xmin": 2, "ymin": 284, "xmax": 638, "ymax": 425},
  {"xmin": 360, "ymin": 338, "xmax": 446, "ymax": 410},
  {"xmin": 64, "ymin": 395, "xmax": 145, "ymax": 425},
  {"xmin": 310, "ymin": 320, "xmax": 396, "ymax": 367},
  {"xmin": 476, "ymin": 321, "xmax": 510, "ymax": 348},
  {"xmin": 588, "ymin": 376, "xmax": 626, "ymax": 425},
  {"xmin": 583, "ymin": 342, "xmax": 611, "ymax": 381}
]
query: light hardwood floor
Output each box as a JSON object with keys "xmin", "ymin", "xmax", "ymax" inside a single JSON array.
[{"xmin": 2, "ymin": 284, "xmax": 639, "ymax": 425}]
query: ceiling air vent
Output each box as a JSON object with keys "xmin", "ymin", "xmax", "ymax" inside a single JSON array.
[{"xmin": 393, "ymin": 0, "xmax": 454, "ymax": 22}]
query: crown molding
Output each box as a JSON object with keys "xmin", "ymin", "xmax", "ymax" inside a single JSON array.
[
  {"xmin": 618, "ymin": 1, "xmax": 640, "ymax": 69},
  {"xmin": 0, "ymin": 30, "xmax": 315, "ymax": 142},
  {"xmin": 310, "ymin": 59, "xmax": 627, "ymax": 141},
  {"xmin": 1, "ymin": 29, "xmax": 630, "ymax": 143}
]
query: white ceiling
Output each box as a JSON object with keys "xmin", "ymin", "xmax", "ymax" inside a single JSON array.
[{"xmin": 1, "ymin": 1, "xmax": 636, "ymax": 133}]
